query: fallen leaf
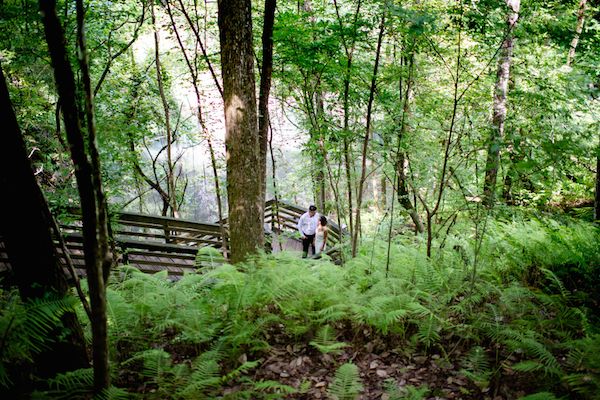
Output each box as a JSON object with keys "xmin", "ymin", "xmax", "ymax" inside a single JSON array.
[
  {"xmin": 376, "ymin": 369, "xmax": 388, "ymax": 378},
  {"xmin": 413, "ymin": 356, "xmax": 427, "ymax": 364}
]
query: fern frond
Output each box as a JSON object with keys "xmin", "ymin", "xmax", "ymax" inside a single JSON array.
[
  {"xmin": 252, "ymin": 380, "xmax": 297, "ymax": 395},
  {"xmin": 122, "ymin": 349, "xmax": 172, "ymax": 381},
  {"xmin": 220, "ymin": 360, "xmax": 260, "ymax": 385},
  {"xmin": 328, "ymin": 363, "xmax": 363, "ymax": 400},
  {"xmin": 309, "ymin": 325, "xmax": 348, "ymax": 354},
  {"xmin": 93, "ymin": 386, "xmax": 131, "ymax": 400},
  {"xmin": 414, "ymin": 313, "xmax": 440, "ymax": 349},
  {"xmin": 518, "ymin": 392, "xmax": 559, "ymax": 400}
]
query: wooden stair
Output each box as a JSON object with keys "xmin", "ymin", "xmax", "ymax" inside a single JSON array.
[{"xmin": 0, "ymin": 200, "xmax": 343, "ymax": 279}]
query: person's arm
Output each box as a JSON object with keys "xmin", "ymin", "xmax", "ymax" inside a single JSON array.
[{"xmin": 297, "ymin": 214, "xmax": 306, "ymax": 238}]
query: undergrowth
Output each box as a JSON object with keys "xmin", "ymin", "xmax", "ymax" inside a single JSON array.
[{"xmin": 3, "ymin": 216, "xmax": 599, "ymax": 398}]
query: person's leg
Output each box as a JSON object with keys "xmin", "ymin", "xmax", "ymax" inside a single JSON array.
[
  {"xmin": 307, "ymin": 234, "xmax": 316, "ymax": 256},
  {"xmin": 302, "ymin": 236, "xmax": 310, "ymax": 258}
]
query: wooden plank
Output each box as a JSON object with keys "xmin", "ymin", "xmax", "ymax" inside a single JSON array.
[
  {"xmin": 125, "ymin": 249, "xmax": 196, "ymax": 261},
  {"xmin": 118, "ymin": 212, "xmax": 222, "ymax": 233},
  {"xmin": 128, "ymin": 257, "xmax": 196, "ymax": 269},
  {"xmin": 62, "ymin": 232, "xmax": 200, "ymax": 255}
]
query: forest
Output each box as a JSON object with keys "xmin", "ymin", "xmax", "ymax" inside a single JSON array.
[{"xmin": 0, "ymin": 0, "xmax": 599, "ymax": 398}]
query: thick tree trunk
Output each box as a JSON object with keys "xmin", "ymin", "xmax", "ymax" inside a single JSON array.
[
  {"xmin": 353, "ymin": 12, "xmax": 385, "ymax": 256},
  {"xmin": 567, "ymin": 0, "xmax": 587, "ymax": 66},
  {"xmin": 218, "ymin": 0, "xmax": 264, "ymax": 263},
  {"xmin": 40, "ymin": 0, "xmax": 110, "ymax": 391},
  {"xmin": 483, "ymin": 0, "xmax": 520, "ymax": 207},
  {"xmin": 0, "ymin": 62, "xmax": 89, "ymax": 384},
  {"xmin": 258, "ymin": 0, "xmax": 276, "ymax": 209}
]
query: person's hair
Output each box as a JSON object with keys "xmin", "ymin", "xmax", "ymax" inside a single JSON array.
[
  {"xmin": 309, "ymin": 205, "xmax": 317, "ymax": 211},
  {"xmin": 320, "ymin": 216, "xmax": 327, "ymax": 226}
]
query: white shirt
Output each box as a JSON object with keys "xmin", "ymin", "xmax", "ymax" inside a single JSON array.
[{"xmin": 297, "ymin": 212, "xmax": 319, "ymax": 236}]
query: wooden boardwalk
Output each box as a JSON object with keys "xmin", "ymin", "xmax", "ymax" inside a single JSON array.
[{"xmin": 0, "ymin": 200, "xmax": 342, "ymax": 278}]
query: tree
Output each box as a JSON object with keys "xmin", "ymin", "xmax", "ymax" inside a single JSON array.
[
  {"xmin": 567, "ymin": 0, "xmax": 588, "ymax": 66},
  {"xmin": 594, "ymin": 136, "xmax": 600, "ymax": 221},
  {"xmin": 352, "ymin": 9, "xmax": 386, "ymax": 256},
  {"xmin": 39, "ymin": 0, "xmax": 111, "ymax": 391},
  {"xmin": 258, "ymin": 0, "xmax": 277, "ymax": 209},
  {"xmin": 217, "ymin": 0, "xmax": 264, "ymax": 262},
  {"xmin": 163, "ymin": 0, "xmax": 227, "ymax": 252},
  {"xmin": 152, "ymin": 0, "xmax": 179, "ymax": 218},
  {"xmin": 0, "ymin": 61, "xmax": 89, "ymax": 387},
  {"xmin": 483, "ymin": 0, "xmax": 521, "ymax": 207}
]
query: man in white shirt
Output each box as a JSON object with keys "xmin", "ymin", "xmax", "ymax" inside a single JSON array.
[{"xmin": 297, "ymin": 205, "xmax": 319, "ymax": 258}]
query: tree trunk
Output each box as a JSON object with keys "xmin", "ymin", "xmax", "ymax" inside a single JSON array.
[
  {"xmin": 258, "ymin": 0, "xmax": 276, "ymax": 208},
  {"xmin": 164, "ymin": 0, "xmax": 228, "ymax": 256},
  {"xmin": 152, "ymin": 2, "xmax": 178, "ymax": 218},
  {"xmin": 483, "ymin": 0, "xmax": 520, "ymax": 207},
  {"xmin": 567, "ymin": 0, "xmax": 587, "ymax": 66},
  {"xmin": 395, "ymin": 50, "xmax": 424, "ymax": 234},
  {"xmin": 0, "ymin": 62, "xmax": 89, "ymax": 385},
  {"xmin": 40, "ymin": 0, "xmax": 110, "ymax": 391},
  {"xmin": 595, "ymin": 133, "xmax": 600, "ymax": 221},
  {"xmin": 353, "ymin": 12, "xmax": 385, "ymax": 256},
  {"xmin": 333, "ymin": 0, "xmax": 362, "ymax": 246},
  {"xmin": 218, "ymin": 0, "xmax": 264, "ymax": 263},
  {"xmin": 397, "ymin": 153, "xmax": 425, "ymax": 233},
  {"xmin": 380, "ymin": 175, "xmax": 387, "ymax": 210}
]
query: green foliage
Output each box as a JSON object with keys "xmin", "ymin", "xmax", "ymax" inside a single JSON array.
[
  {"xmin": 195, "ymin": 246, "xmax": 226, "ymax": 268},
  {"xmin": 460, "ymin": 346, "xmax": 492, "ymax": 390},
  {"xmin": 327, "ymin": 363, "xmax": 363, "ymax": 400},
  {"xmin": 383, "ymin": 382, "xmax": 430, "ymax": 400},
  {"xmin": 309, "ymin": 325, "xmax": 348, "ymax": 354},
  {"xmin": 518, "ymin": 393, "xmax": 560, "ymax": 400},
  {"xmin": 2, "ymin": 216, "xmax": 589, "ymax": 397},
  {"xmin": 42, "ymin": 368, "xmax": 94, "ymax": 399},
  {"xmin": 0, "ymin": 290, "xmax": 80, "ymax": 388},
  {"xmin": 562, "ymin": 334, "xmax": 600, "ymax": 399}
]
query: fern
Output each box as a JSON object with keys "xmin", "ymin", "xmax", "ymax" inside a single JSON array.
[
  {"xmin": 518, "ymin": 393, "xmax": 560, "ymax": 400},
  {"xmin": 220, "ymin": 360, "xmax": 260, "ymax": 384},
  {"xmin": 310, "ymin": 325, "xmax": 348, "ymax": 354},
  {"xmin": 176, "ymin": 351, "xmax": 222, "ymax": 398},
  {"xmin": 562, "ymin": 334, "xmax": 600, "ymax": 398},
  {"xmin": 122, "ymin": 349, "xmax": 173, "ymax": 381},
  {"xmin": 0, "ymin": 291, "xmax": 80, "ymax": 388},
  {"xmin": 252, "ymin": 380, "xmax": 297, "ymax": 396},
  {"xmin": 33, "ymin": 369, "xmax": 131, "ymax": 400},
  {"xmin": 195, "ymin": 246, "xmax": 226, "ymax": 269},
  {"xmin": 413, "ymin": 313, "xmax": 441, "ymax": 349},
  {"xmin": 327, "ymin": 363, "xmax": 363, "ymax": 400},
  {"xmin": 460, "ymin": 346, "xmax": 492, "ymax": 390},
  {"xmin": 93, "ymin": 386, "xmax": 131, "ymax": 400},
  {"xmin": 507, "ymin": 337, "xmax": 562, "ymax": 377}
]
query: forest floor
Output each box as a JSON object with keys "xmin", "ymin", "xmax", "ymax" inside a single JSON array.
[
  {"xmin": 220, "ymin": 332, "xmax": 527, "ymax": 400},
  {"xmin": 102, "ymin": 217, "xmax": 600, "ymax": 400}
]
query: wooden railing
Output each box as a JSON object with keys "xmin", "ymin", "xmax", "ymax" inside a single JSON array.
[
  {"xmin": 0, "ymin": 199, "xmax": 344, "ymax": 278},
  {"xmin": 264, "ymin": 199, "xmax": 343, "ymax": 251}
]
